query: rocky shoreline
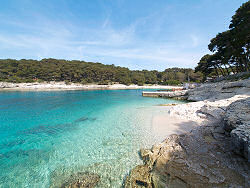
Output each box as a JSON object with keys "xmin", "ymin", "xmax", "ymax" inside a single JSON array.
[
  {"xmin": 0, "ymin": 82, "xmax": 182, "ymax": 91},
  {"xmin": 125, "ymin": 78, "xmax": 250, "ymax": 188}
]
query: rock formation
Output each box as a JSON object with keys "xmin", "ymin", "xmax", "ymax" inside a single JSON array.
[
  {"xmin": 187, "ymin": 78, "xmax": 250, "ymax": 101},
  {"xmin": 224, "ymin": 98, "xmax": 250, "ymax": 161},
  {"xmin": 125, "ymin": 78, "xmax": 250, "ymax": 188}
]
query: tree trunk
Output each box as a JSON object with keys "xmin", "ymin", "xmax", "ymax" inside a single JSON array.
[
  {"xmin": 224, "ymin": 65, "xmax": 230, "ymax": 75},
  {"xmin": 228, "ymin": 63, "xmax": 235, "ymax": 74},
  {"xmin": 218, "ymin": 65, "xmax": 225, "ymax": 76},
  {"xmin": 213, "ymin": 66, "xmax": 219, "ymax": 76}
]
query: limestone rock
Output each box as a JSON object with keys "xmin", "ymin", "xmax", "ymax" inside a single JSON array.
[
  {"xmin": 60, "ymin": 172, "xmax": 100, "ymax": 188},
  {"xmin": 125, "ymin": 165, "xmax": 153, "ymax": 188},
  {"xmin": 127, "ymin": 79, "xmax": 250, "ymax": 188},
  {"xmin": 127, "ymin": 127, "xmax": 249, "ymax": 188},
  {"xmin": 224, "ymin": 98, "xmax": 250, "ymax": 161},
  {"xmin": 0, "ymin": 82, "xmax": 18, "ymax": 88},
  {"xmin": 187, "ymin": 78, "xmax": 250, "ymax": 101}
]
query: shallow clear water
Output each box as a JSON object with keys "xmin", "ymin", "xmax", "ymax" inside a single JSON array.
[{"xmin": 0, "ymin": 89, "xmax": 185, "ymax": 187}]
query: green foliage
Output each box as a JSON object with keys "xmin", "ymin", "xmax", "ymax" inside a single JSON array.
[
  {"xmin": 0, "ymin": 59, "xmax": 203, "ymax": 85},
  {"xmin": 163, "ymin": 80, "xmax": 181, "ymax": 86},
  {"xmin": 80, "ymin": 79, "xmax": 88, "ymax": 85},
  {"xmin": 98, "ymin": 80, "xmax": 110, "ymax": 85},
  {"xmin": 241, "ymin": 72, "xmax": 250, "ymax": 80},
  {"xmin": 65, "ymin": 80, "xmax": 71, "ymax": 85},
  {"xmin": 195, "ymin": 1, "xmax": 250, "ymax": 79}
]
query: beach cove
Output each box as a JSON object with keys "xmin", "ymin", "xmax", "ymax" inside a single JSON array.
[
  {"xmin": 0, "ymin": 89, "xmax": 190, "ymax": 187},
  {"xmin": 126, "ymin": 78, "xmax": 250, "ymax": 187}
]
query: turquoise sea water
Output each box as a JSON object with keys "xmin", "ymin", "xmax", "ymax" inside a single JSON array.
[{"xmin": 0, "ymin": 89, "xmax": 184, "ymax": 187}]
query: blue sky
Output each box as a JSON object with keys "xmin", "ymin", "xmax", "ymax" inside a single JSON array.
[{"xmin": 0, "ymin": 0, "xmax": 248, "ymax": 70}]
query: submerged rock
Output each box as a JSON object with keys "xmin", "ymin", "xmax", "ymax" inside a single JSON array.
[
  {"xmin": 74, "ymin": 117, "xmax": 88, "ymax": 122},
  {"xmin": 124, "ymin": 165, "xmax": 153, "ymax": 188},
  {"xmin": 60, "ymin": 172, "xmax": 100, "ymax": 188}
]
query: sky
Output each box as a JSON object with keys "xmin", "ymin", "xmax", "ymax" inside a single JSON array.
[{"xmin": 0, "ymin": 0, "xmax": 248, "ymax": 71}]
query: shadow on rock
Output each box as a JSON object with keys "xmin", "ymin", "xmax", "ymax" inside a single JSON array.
[{"xmin": 125, "ymin": 126, "xmax": 249, "ymax": 188}]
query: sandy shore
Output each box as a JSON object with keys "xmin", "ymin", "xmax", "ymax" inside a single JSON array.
[
  {"xmin": 126, "ymin": 78, "xmax": 250, "ymax": 188},
  {"xmin": 0, "ymin": 82, "xmax": 182, "ymax": 91},
  {"xmin": 151, "ymin": 113, "xmax": 200, "ymax": 138}
]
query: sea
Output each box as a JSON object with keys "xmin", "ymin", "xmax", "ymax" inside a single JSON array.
[{"xmin": 0, "ymin": 89, "xmax": 185, "ymax": 187}]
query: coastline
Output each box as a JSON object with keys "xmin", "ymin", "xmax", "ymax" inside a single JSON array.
[
  {"xmin": 125, "ymin": 78, "xmax": 250, "ymax": 187},
  {"xmin": 0, "ymin": 82, "xmax": 182, "ymax": 91},
  {"xmin": 0, "ymin": 89, "xmax": 187, "ymax": 188},
  {"xmin": 1, "ymin": 79, "xmax": 249, "ymax": 187}
]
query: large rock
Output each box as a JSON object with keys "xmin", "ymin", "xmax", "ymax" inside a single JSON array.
[
  {"xmin": 126, "ymin": 128, "xmax": 249, "ymax": 188},
  {"xmin": 224, "ymin": 98, "xmax": 250, "ymax": 161},
  {"xmin": 126, "ymin": 79, "xmax": 250, "ymax": 188},
  {"xmin": 124, "ymin": 165, "xmax": 153, "ymax": 188},
  {"xmin": 187, "ymin": 78, "xmax": 250, "ymax": 101},
  {"xmin": 0, "ymin": 82, "xmax": 18, "ymax": 88}
]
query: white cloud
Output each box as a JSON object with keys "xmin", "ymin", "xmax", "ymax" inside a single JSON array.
[{"xmin": 0, "ymin": 9, "xmax": 206, "ymax": 70}]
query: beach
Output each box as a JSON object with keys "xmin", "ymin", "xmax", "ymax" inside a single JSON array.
[
  {"xmin": 151, "ymin": 113, "xmax": 199, "ymax": 138},
  {"xmin": 0, "ymin": 82, "xmax": 183, "ymax": 91},
  {"xmin": 0, "ymin": 89, "xmax": 186, "ymax": 187},
  {"xmin": 1, "ymin": 0, "xmax": 249, "ymax": 187},
  {"xmin": 1, "ymin": 78, "xmax": 249, "ymax": 187},
  {"xmin": 126, "ymin": 78, "xmax": 250, "ymax": 188}
]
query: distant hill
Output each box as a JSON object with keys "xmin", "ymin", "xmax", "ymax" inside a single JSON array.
[{"xmin": 0, "ymin": 58, "xmax": 202, "ymax": 85}]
